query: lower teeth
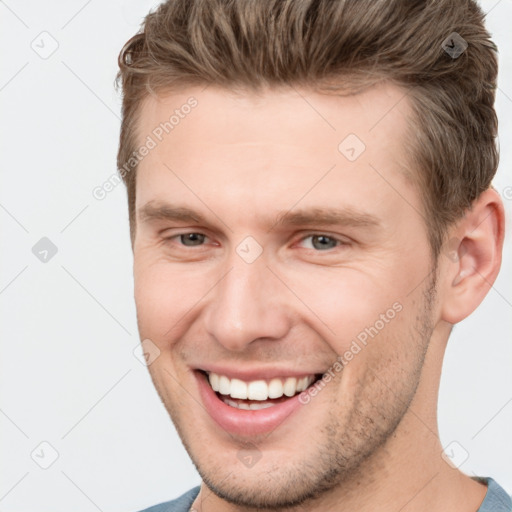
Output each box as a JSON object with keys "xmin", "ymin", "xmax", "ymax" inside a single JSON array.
[{"xmin": 220, "ymin": 396, "xmax": 277, "ymax": 410}]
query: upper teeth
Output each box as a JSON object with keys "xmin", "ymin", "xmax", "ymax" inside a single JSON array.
[{"xmin": 207, "ymin": 372, "xmax": 316, "ymax": 400}]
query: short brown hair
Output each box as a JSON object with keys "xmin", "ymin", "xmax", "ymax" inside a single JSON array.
[{"xmin": 116, "ymin": 0, "xmax": 498, "ymax": 256}]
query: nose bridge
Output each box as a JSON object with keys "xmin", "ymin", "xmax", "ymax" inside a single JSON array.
[{"xmin": 204, "ymin": 253, "xmax": 289, "ymax": 351}]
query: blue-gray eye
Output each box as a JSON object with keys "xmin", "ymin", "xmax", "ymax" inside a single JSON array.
[
  {"xmin": 303, "ymin": 235, "xmax": 339, "ymax": 250},
  {"xmin": 180, "ymin": 233, "xmax": 206, "ymax": 246}
]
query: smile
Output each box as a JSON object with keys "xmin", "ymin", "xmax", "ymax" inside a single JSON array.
[
  {"xmin": 195, "ymin": 369, "xmax": 324, "ymax": 435},
  {"xmin": 207, "ymin": 371, "xmax": 319, "ymax": 409}
]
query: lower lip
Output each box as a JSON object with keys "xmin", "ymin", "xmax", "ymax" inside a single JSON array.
[{"xmin": 195, "ymin": 371, "xmax": 306, "ymax": 436}]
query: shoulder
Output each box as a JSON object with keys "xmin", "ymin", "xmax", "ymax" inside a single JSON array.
[
  {"xmin": 136, "ymin": 486, "xmax": 201, "ymax": 512},
  {"xmin": 476, "ymin": 477, "xmax": 512, "ymax": 512}
]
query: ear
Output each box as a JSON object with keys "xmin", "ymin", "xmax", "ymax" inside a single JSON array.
[{"xmin": 440, "ymin": 188, "xmax": 505, "ymax": 325}]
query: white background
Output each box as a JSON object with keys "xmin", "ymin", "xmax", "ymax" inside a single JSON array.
[{"xmin": 0, "ymin": 1, "xmax": 511, "ymax": 511}]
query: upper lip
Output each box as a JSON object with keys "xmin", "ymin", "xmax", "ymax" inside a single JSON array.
[{"xmin": 195, "ymin": 365, "xmax": 324, "ymax": 382}]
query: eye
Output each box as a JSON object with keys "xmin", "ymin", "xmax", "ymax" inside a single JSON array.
[
  {"xmin": 169, "ymin": 232, "xmax": 208, "ymax": 247},
  {"xmin": 298, "ymin": 234, "xmax": 343, "ymax": 251}
]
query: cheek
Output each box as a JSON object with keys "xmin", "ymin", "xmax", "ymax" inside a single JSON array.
[
  {"xmin": 282, "ymin": 266, "xmax": 410, "ymax": 353},
  {"xmin": 133, "ymin": 257, "xmax": 206, "ymax": 342}
]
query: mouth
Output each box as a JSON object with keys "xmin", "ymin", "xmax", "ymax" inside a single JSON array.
[
  {"xmin": 201, "ymin": 370, "xmax": 324, "ymax": 410},
  {"xmin": 194, "ymin": 368, "xmax": 325, "ymax": 436}
]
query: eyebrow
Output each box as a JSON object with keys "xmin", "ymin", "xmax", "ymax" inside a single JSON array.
[
  {"xmin": 137, "ymin": 201, "xmax": 380, "ymax": 231},
  {"xmin": 271, "ymin": 207, "xmax": 380, "ymax": 230},
  {"xmin": 138, "ymin": 202, "xmax": 205, "ymax": 224}
]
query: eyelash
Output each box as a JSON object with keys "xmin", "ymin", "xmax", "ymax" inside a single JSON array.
[{"xmin": 164, "ymin": 232, "xmax": 348, "ymax": 252}]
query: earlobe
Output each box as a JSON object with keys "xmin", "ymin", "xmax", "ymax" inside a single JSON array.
[{"xmin": 440, "ymin": 188, "xmax": 505, "ymax": 325}]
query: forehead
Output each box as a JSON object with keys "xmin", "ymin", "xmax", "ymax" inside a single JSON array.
[
  {"xmin": 134, "ymin": 83, "xmax": 417, "ymax": 226},
  {"xmin": 137, "ymin": 82, "xmax": 411, "ymax": 152}
]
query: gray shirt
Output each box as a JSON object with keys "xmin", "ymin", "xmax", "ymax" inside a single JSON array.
[{"xmin": 137, "ymin": 477, "xmax": 511, "ymax": 512}]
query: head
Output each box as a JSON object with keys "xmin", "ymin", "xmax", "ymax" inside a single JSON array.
[{"xmin": 116, "ymin": 0, "xmax": 504, "ymax": 509}]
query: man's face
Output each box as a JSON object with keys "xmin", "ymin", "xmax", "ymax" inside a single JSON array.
[{"xmin": 133, "ymin": 84, "xmax": 440, "ymax": 508}]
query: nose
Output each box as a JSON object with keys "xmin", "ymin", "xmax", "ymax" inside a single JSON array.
[{"xmin": 203, "ymin": 255, "xmax": 291, "ymax": 352}]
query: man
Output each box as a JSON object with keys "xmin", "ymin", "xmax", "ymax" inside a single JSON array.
[{"xmin": 116, "ymin": 0, "xmax": 510, "ymax": 510}]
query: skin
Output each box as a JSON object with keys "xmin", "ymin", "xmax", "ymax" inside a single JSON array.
[{"xmin": 132, "ymin": 83, "xmax": 504, "ymax": 511}]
